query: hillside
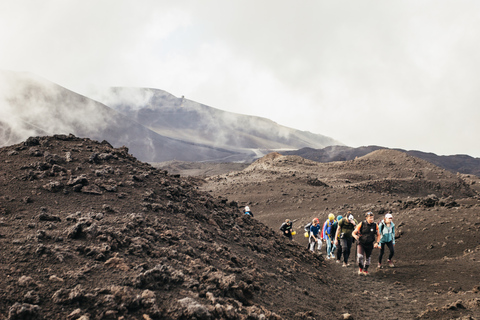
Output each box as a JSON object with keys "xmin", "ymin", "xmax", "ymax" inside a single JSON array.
[
  {"xmin": 0, "ymin": 70, "xmax": 240, "ymax": 163},
  {"xmin": 282, "ymin": 145, "xmax": 480, "ymax": 177},
  {"xmin": 0, "ymin": 135, "xmax": 366, "ymax": 320},
  {"xmin": 202, "ymin": 150, "xmax": 480, "ymax": 319}
]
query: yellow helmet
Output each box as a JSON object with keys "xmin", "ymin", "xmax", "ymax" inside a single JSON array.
[{"xmin": 328, "ymin": 213, "xmax": 335, "ymax": 221}]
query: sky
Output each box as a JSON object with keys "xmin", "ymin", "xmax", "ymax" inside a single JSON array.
[{"xmin": 1, "ymin": 0, "xmax": 480, "ymax": 157}]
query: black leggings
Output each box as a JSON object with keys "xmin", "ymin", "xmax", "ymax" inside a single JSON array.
[{"xmin": 379, "ymin": 241, "xmax": 394, "ymax": 263}]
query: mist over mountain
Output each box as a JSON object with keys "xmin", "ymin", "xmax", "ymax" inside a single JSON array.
[
  {"xmin": 0, "ymin": 70, "xmax": 341, "ymax": 163},
  {"xmin": 88, "ymin": 87, "xmax": 342, "ymax": 154}
]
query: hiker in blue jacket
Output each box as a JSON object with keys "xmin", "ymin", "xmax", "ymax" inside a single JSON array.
[
  {"xmin": 378, "ymin": 213, "xmax": 395, "ymax": 268},
  {"xmin": 322, "ymin": 214, "xmax": 337, "ymax": 259}
]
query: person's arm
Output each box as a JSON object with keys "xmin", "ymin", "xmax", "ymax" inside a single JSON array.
[
  {"xmin": 392, "ymin": 224, "xmax": 395, "ymax": 245},
  {"xmin": 376, "ymin": 224, "xmax": 381, "ymax": 243},
  {"xmin": 334, "ymin": 224, "xmax": 341, "ymax": 244},
  {"xmin": 352, "ymin": 222, "xmax": 361, "ymax": 240},
  {"xmin": 321, "ymin": 221, "xmax": 327, "ymax": 240},
  {"xmin": 309, "ymin": 225, "xmax": 316, "ymax": 241}
]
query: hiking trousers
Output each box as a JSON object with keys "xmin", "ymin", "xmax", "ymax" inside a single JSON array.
[
  {"xmin": 336, "ymin": 239, "xmax": 342, "ymax": 261},
  {"xmin": 357, "ymin": 243, "xmax": 374, "ymax": 270},
  {"xmin": 309, "ymin": 237, "xmax": 322, "ymax": 252},
  {"xmin": 339, "ymin": 237, "xmax": 353, "ymax": 263},
  {"xmin": 326, "ymin": 237, "xmax": 336, "ymax": 256},
  {"xmin": 379, "ymin": 241, "xmax": 394, "ymax": 263}
]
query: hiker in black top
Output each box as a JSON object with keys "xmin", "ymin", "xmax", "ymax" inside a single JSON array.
[
  {"xmin": 279, "ymin": 219, "xmax": 293, "ymax": 240},
  {"xmin": 353, "ymin": 211, "xmax": 381, "ymax": 276}
]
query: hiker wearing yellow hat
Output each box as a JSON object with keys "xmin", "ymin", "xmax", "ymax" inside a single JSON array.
[{"xmin": 322, "ymin": 213, "xmax": 337, "ymax": 259}]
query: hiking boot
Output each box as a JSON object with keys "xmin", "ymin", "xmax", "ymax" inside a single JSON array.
[
  {"xmin": 388, "ymin": 260, "xmax": 394, "ymax": 268},
  {"xmin": 363, "ymin": 270, "xmax": 369, "ymax": 276},
  {"xmin": 342, "ymin": 262, "xmax": 348, "ymax": 267},
  {"xmin": 336, "ymin": 260, "xmax": 341, "ymax": 264},
  {"xmin": 326, "ymin": 255, "xmax": 331, "ymax": 260},
  {"xmin": 358, "ymin": 268, "xmax": 363, "ymax": 275},
  {"xmin": 377, "ymin": 263, "xmax": 382, "ymax": 269}
]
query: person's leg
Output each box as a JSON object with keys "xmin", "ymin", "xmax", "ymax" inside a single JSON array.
[
  {"xmin": 363, "ymin": 245, "xmax": 374, "ymax": 271},
  {"xmin": 326, "ymin": 238, "xmax": 332, "ymax": 256},
  {"xmin": 336, "ymin": 240, "xmax": 343, "ymax": 262},
  {"xmin": 378, "ymin": 242, "xmax": 386, "ymax": 264},
  {"xmin": 357, "ymin": 244, "xmax": 365, "ymax": 270},
  {"xmin": 387, "ymin": 241, "xmax": 395, "ymax": 260},
  {"xmin": 317, "ymin": 238, "xmax": 322, "ymax": 251},
  {"xmin": 309, "ymin": 237, "xmax": 315, "ymax": 251},
  {"xmin": 344, "ymin": 237, "xmax": 352, "ymax": 264}
]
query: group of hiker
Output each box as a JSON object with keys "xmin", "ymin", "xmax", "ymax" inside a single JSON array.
[{"xmin": 279, "ymin": 210, "xmax": 396, "ymax": 275}]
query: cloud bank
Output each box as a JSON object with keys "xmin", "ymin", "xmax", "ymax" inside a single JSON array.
[{"xmin": 1, "ymin": 0, "xmax": 480, "ymax": 157}]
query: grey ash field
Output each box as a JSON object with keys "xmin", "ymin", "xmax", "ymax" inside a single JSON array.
[
  {"xmin": 0, "ymin": 135, "xmax": 479, "ymax": 319},
  {"xmin": 201, "ymin": 151, "xmax": 480, "ymax": 319}
]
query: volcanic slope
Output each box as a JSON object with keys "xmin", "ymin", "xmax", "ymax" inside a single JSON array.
[
  {"xmin": 1, "ymin": 134, "xmax": 386, "ymax": 320},
  {"xmin": 202, "ymin": 150, "xmax": 480, "ymax": 319}
]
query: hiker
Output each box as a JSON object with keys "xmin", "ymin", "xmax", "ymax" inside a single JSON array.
[
  {"xmin": 304, "ymin": 220, "xmax": 313, "ymax": 249},
  {"xmin": 322, "ymin": 214, "xmax": 337, "ymax": 259},
  {"xmin": 334, "ymin": 215, "xmax": 342, "ymax": 263},
  {"xmin": 353, "ymin": 211, "xmax": 381, "ymax": 276},
  {"xmin": 334, "ymin": 213, "xmax": 357, "ymax": 267},
  {"xmin": 279, "ymin": 219, "xmax": 294, "ymax": 240},
  {"xmin": 309, "ymin": 218, "xmax": 323, "ymax": 253},
  {"xmin": 243, "ymin": 206, "xmax": 254, "ymax": 217},
  {"xmin": 378, "ymin": 213, "xmax": 395, "ymax": 268}
]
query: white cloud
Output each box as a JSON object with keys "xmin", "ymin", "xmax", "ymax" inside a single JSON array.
[{"xmin": 1, "ymin": 0, "xmax": 480, "ymax": 157}]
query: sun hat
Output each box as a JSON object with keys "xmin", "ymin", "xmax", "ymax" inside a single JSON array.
[
  {"xmin": 337, "ymin": 215, "xmax": 343, "ymax": 221},
  {"xmin": 328, "ymin": 213, "xmax": 335, "ymax": 221},
  {"xmin": 385, "ymin": 213, "xmax": 393, "ymax": 219}
]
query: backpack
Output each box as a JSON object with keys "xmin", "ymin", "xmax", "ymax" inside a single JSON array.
[
  {"xmin": 325, "ymin": 220, "xmax": 335, "ymax": 238},
  {"xmin": 359, "ymin": 221, "xmax": 377, "ymax": 245},
  {"xmin": 304, "ymin": 222, "xmax": 312, "ymax": 232}
]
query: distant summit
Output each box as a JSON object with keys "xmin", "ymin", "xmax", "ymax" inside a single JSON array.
[
  {"xmin": 90, "ymin": 87, "xmax": 343, "ymax": 158},
  {"xmin": 0, "ymin": 70, "xmax": 342, "ymax": 163},
  {"xmin": 281, "ymin": 145, "xmax": 480, "ymax": 177}
]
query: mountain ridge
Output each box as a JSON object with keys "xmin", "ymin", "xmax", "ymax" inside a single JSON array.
[
  {"xmin": 280, "ymin": 145, "xmax": 480, "ymax": 177},
  {"xmin": 0, "ymin": 70, "xmax": 341, "ymax": 163}
]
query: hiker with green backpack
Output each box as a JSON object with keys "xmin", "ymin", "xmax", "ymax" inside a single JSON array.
[{"xmin": 334, "ymin": 213, "xmax": 357, "ymax": 267}]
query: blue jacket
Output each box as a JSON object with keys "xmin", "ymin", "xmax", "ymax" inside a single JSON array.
[
  {"xmin": 310, "ymin": 224, "xmax": 321, "ymax": 237},
  {"xmin": 322, "ymin": 219, "xmax": 335, "ymax": 240},
  {"xmin": 379, "ymin": 220, "xmax": 395, "ymax": 244}
]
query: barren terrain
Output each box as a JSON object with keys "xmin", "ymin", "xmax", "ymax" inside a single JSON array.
[
  {"xmin": 201, "ymin": 151, "xmax": 480, "ymax": 319},
  {"xmin": 1, "ymin": 137, "xmax": 480, "ymax": 319}
]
